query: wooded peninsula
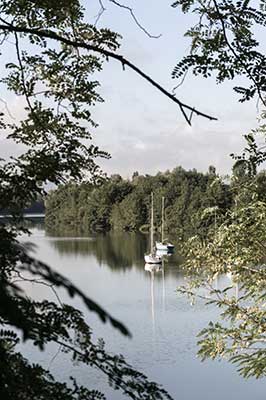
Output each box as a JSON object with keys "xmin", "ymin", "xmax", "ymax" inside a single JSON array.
[{"xmin": 46, "ymin": 165, "xmax": 266, "ymax": 239}]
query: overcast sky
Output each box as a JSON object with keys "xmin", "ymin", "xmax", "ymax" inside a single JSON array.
[
  {"xmin": 88, "ymin": 0, "xmax": 261, "ymax": 178},
  {"xmin": 0, "ymin": 1, "xmax": 262, "ymax": 178}
]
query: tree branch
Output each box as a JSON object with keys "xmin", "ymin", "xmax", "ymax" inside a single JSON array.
[
  {"xmin": 54, "ymin": 338, "xmax": 173, "ymax": 400},
  {"xmin": 0, "ymin": 22, "xmax": 218, "ymax": 125},
  {"xmin": 18, "ymin": 251, "xmax": 131, "ymax": 337},
  {"xmin": 95, "ymin": 0, "xmax": 106, "ymax": 26},
  {"xmin": 13, "ymin": 31, "xmax": 51, "ymax": 145},
  {"xmin": 0, "ymin": 97, "xmax": 15, "ymax": 120},
  {"xmin": 12, "ymin": 270, "xmax": 63, "ymax": 307},
  {"xmin": 212, "ymin": 0, "xmax": 266, "ymax": 107},
  {"xmin": 108, "ymin": 0, "xmax": 162, "ymax": 39}
]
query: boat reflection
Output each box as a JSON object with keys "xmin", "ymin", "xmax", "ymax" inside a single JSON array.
[
  {"xmin": 144, "ymin": 263, "xmax": 163, "ymax": 273},
  {"xmin": 48, "ymin": 231, "xmax": 181, "ymax": 273},
  {"xmin": 144, "ymin": 261, "xmax": 166, "ymax": 331},
  {"xmin": 226, "ymin": 272, "xmax": 239, "ymax": 301}
]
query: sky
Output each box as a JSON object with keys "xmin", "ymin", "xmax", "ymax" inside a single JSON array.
[
  {"xmin": 87, "ymin": 0, "xmax": 260, "ymax": 178},
  {"xmin": 0, "ymin": 1, "xmax": 262, "ymax": 179}
]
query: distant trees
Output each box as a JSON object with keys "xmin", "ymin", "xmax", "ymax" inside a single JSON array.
[
  {"xmin": 45, "ymin": 183, "xmax": 92, "ymax": 233},
  {"xmin": 46, "ymin": 166, "xmax": 233, "ymax": 239}
]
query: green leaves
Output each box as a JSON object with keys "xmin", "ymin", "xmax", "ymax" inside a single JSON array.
[
  {"xmin": 231, "ymin": 352, "xmax": 266, "ymax": 379},
  {"xmin": 0, "ymin": 2, "xmax": 173, "ymax": 399},
  {"xmin": 0, "ymin": 0, "xmax": 84, "ymax": 30},
  {"xmin": 172, "ymin": 0, "xmax": 266, "ymax": 104},
  {"xmin": 179, "ymin": 170, "xmax": 266, "ymax": 379}
]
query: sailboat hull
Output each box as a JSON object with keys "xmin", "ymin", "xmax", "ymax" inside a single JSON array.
[
  {"xmin": 167, "ymin": 244, "xmax": 174, "ymax": 250},
  {"xmin": 155, "ymin": 242, "xmax": 168, "ymax": 251},
  {"xmin": 155, "ymin": 241, "xmax": 174, "ymax": 251}
]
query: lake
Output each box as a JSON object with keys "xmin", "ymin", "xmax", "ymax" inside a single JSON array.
[{"xmin": 20, "ymin": 227, "xmax": 266, "ymax": 399}]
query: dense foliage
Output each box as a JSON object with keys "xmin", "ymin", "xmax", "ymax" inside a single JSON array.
[
  {"xmin": 179, "ymin": 169, "xmax": 266, "ymax": 378},
  {"xmin": 0, "ymin": 1, "xmax": 175, "ymax": 399},
  {"xmin": 45, "ymin": 166, "xmax": 232, "ymax": 239},
  {"xmin": 171, "ymin": 0, "xmax": 266, "ymax": 380},
  {"xmin": 172, "ymin": 0, "xmax": 266, "ymax": 105}
]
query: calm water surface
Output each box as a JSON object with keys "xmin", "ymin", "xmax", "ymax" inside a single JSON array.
[{"xmin": 21, "ymin": 228, "xmax": 266, "ymax": 399}]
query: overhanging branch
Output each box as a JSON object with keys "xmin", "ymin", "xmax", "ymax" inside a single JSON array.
[
  {"xmin": 0, "ymin": 22, "xmax": 218, "ymax": 125},
  {"xmin": 212, "ymin": 0, "xmax": 266, "ymax": 108}
]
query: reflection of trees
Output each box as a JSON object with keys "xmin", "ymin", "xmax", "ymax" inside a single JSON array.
[
  {"xmin": 0, "ymin": 217, "xmax": 45, "ymax": 230},
  {"xmin": 48, "ymin": 231, "xmax": 183, "ymax": 273},
  {"xmin": 24, "ymin": 219, "xmax": 45, "ymax": 230},
  {"xmin": 49, "ymin": 237, "xmax": 97, "ymax": 255}
]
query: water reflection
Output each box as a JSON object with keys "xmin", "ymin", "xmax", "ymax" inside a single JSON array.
[
  {"xmin": 226, "ymin": 272, "xmax": 239, "ymax": 300},
  {"xmin": 144, "ymin": 263, "xmax": 166, "ymax": 329},
  {"xmin": 48, "ymin": 231, "xmax": 183, "ymax": 273},
  {"xmin": 21, "ymin": 228, "xmax": 266, "ymax": 400}
]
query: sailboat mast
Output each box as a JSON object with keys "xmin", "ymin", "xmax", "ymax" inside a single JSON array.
[
  {"xmin": 151, "ymin": 192, "xmax": 154, "ymax": 253},
  {"xmin": 161, "ymin": 196, "xmax": 165, "ymax": 242}
]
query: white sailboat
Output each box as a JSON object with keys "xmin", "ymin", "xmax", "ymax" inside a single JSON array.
[
  {"xmin": 144, "ymin": 192, "xmax": 162, "ymax": 264},
  {"xmin": 155, "ymin": 196, "xmax": 174, "ymax": 251}
]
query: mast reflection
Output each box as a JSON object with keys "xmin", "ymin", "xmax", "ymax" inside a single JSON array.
[{"xmin": 144, "ymin": 259, "xmax": 166, "ymax": 330}]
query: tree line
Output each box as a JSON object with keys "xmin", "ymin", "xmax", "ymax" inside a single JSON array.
[
  {"xmin": 45, "ymin": 165, "xmax": 232, "ymax": 239},
  {"xmin": 46, "ymin": 164, "xmax": 266, "ymax": 240}
]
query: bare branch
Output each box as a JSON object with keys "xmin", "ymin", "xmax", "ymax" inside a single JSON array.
[
  {"xmin": 95, "ymin": 0, "xmax": 106, "ymax": 26},
  {"xmin": 108, "ymin": 0, "xmax": 162, "ymax": 39},
  {"xmin": 14, "ymin": 32, "xmax": 35, "ymax": 114},
  {"xmin": 48, "ymin": 343, "xmax": 62, "ymax": 368},
  {"xmin": 13, "ymin": 31, "xmax": 51, "ymax": 144},
  {"xmin": 12, "ymin": 271, "xmax": 63, "ymax": 306},
  {"xmin": 0, "ymin": 22, "xmax": 218, "ymax": 124},
  {"xmin": 172, "ymin": 68, "xmax": 189, "ymax": 94},
  {"xmin": 0, "ymin": 97, "xmax": 16, "ymax": 120}
]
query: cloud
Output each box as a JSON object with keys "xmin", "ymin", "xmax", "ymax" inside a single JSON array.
[{"xmin": 0, "ymin": 3, "xmax": 261, "ymax": 180}]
